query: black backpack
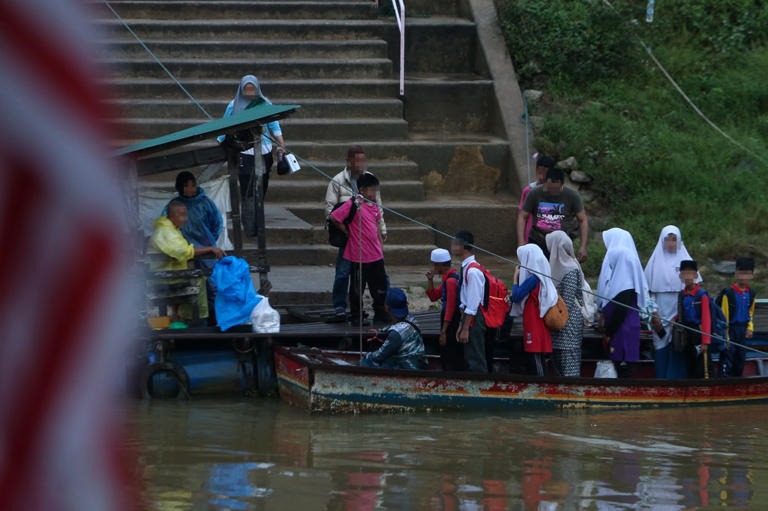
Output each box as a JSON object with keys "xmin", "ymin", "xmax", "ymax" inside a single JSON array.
[{"xmin": 326, "ymin": 199, "xmax": 358, "ymax": 248}]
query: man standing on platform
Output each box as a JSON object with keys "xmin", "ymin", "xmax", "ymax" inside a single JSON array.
[{"xmin": 324, "ymin": 145, "xmax": 387, "ymax": 321}]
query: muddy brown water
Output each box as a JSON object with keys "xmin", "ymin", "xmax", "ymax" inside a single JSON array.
[{"xmin": 128, "ymin": 399, "xmax": 768, "ymax": 509}]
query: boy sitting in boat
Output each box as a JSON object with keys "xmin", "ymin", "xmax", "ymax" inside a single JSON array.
[{"xmin": 361, "ymin": 288, "xmax": 428, "ymax": 370}]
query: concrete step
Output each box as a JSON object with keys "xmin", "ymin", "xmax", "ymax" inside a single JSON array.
[
  {"xmin": 107, "ymin": 98, "xmax": 404, "ymax": 120},
  {"xmin": 285, "ymin": 198, "xmax": 514, "ymax": 226},
  {"xmin": 280, "ymin": 117, "xmax": 408, "ymax": 141},
  {"xmin": 257, "ymin": 243, "xmax": 439, "ymax": 266},
  {"xmin": 280, "ymin": 198, "xmax": 516, "ymax": 255},
  {"xmin": 94, "ymin": 18, "xmax": 389, "ymax": 40},
  {"xmin": 265, "ymin": 224, "xmax": 435, "ymax": 246},
  {"xmin": 113, "ymin": 116, "xmax": 409, "ymax": 140},
  {"xmin": 106, "ymin": 78, "xmax": 402, "ymax": 100},
  {"xmin": 95, "ymin": 17, "xmax": 478, "ymax": 73},
  {"xmin": 101, "ymin": 39, "xmax": 388, "ymax": 60},
  {"xmin": 283, "ymin": 137, "xmax": 511, "ymax": 175},
  {"xmin": 97, "ymin": 1, "xmax": 377, "ymax": 20},
  {"xmin": 102, "ymin": 57, "xmax": 393, "ymax": 80},
  {"xmin": 283, "ymin": 160, "xmax": 420, "ymax": 181},
  {"xmin": 267, "ymin": 179, "xmax": 425, "ymax": 202}
]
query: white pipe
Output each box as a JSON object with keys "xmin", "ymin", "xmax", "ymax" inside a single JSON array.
[{"xmin": 390, "ymin": 0, "xmax": 405, "ymax": 97}]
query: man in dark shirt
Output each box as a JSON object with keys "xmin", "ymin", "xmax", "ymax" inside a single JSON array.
[{"xmin": 517, "ymin": 167, "xmax": 589, "ymax": 261}]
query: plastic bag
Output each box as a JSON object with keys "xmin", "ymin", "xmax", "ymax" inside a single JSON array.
[
  {"xmin": 250, "ymin": 295, "xmax": 280, "ymax": 333},
  {"xmin": 594, "ymin": 360, "xmax": 617, "ymax": 378}
]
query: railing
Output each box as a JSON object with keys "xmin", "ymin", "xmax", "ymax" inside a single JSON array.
[{"xmin": 390, "ymin": 0, "xmax": 405, "ymax": 97}]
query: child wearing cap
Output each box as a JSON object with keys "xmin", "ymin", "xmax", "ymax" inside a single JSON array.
[
  {"xmin": 361, "ymin": 288, "xmax": 428, "ymax": 370},
  {"xmin": 330, "ymin": 172, "xmax": 388, "ymax": 325},
  {"xmin": 425, "ymin": 248, "xmax": 465, "ymax": 371},
  {"xmin": 717, "ymin": 257, "xmax": 757, "ymax": 377},
  {"xmin": 677, "ymin": 259, "xmax": 712, "ymax": 378}
]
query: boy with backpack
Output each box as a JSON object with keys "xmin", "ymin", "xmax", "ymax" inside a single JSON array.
[
  {"xmin": 453, "ymin": 230, "xmax": 510, "ymax": 373},
  {"xmin": 330, "ymin": 173, "xmax": 388, "ymax": 326},
  {"xmin": 425, "ymin": 248, "xmax": 464, "ymax": 371},
  {"xmin": 677, "ymin": 259, "xmax": 713, "ymax": 378},
  {"xmin": 717, "ymin": 257, "xmax": 756, "ymax": 377}
]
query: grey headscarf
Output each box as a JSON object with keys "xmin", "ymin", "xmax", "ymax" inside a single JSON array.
[{"xmin": 232, "ymin": 75, "xmax": 271, "ymax": 114}]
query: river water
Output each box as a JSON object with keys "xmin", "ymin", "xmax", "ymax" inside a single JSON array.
[{"xmin": 129, "ymin": 400, "xmax": 768, "ymax": 510}]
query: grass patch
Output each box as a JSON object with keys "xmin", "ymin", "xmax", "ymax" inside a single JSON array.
[{"xmin": 497, "ymin": 0, "xmax": 768, "ymax": 284}]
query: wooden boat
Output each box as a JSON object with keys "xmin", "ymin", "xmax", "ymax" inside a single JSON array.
[{"xmin": 274, "ymin": 345, "xmax": 768, "ymax": 413}]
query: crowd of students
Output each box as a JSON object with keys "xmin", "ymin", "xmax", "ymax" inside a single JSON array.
[
  {"xmin": 417, "ymin": 227, "xmax": 757, "ymax": 379},
  {"xmin": 320, "ymin": 149, "xmax": 758, "ymax": 378}
]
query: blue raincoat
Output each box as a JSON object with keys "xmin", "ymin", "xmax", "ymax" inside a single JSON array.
[
  {"xmin": 210, "ymin": 256, "xmax": 261, "ymax": 331},
  {"xmin": 164, "ymin": 187, "xmax": 222, "ymax": 249}
]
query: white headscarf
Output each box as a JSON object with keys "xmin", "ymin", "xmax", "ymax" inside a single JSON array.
[
  {"xmin": 232, "ymin": 75, "xmax": 271, "ymax": 114},
  {"xmin": 517, "ymin": 243, "xmax": 559, "ymax": 317},
  {"xmin": 598, "ymin": 228, "xmax": 648, "ymax": 308},
  {"xmin": 598, "ymin": 247, "xmax": 650, "ymax": 310},
  {"xmin": 546, "ymin": 230, "xmax": 582, "ymax": 284},
  {"xmin": 644, "ymin": 225, "xmax": 700, "ymax": 292}
]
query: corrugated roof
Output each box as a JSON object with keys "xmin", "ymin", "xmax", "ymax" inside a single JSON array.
[{"xmin": 114, "ymin": 102, "xmax": 300, "ymax": 158}]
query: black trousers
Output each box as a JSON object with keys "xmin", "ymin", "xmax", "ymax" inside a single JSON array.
[
  {"xmin": 682, "ymin": 326, "xmax": 712, "ymax": 378},
  {"xmin": 349, "ymin": 259, "xmax": 388, "ymax": 319},
  {"xmin": 238, "ymin": 152, "xmax": 274, "ymax": 199},
  {"xmin": 439, "ymin": 316, "xmax": 465, "ymax": 371}
]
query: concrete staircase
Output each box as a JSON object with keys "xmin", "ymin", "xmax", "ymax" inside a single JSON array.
[{"xmin": 95, "ymin": 0, "xmax": 518, "ymax": 272}]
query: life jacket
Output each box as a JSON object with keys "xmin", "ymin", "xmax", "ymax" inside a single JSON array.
[
  {"xmin": 717, "ymin": 285, "xmax": 755, "ymax": 324},
  {"xmin": 679, "ymin": 287, "xmax": 728, "ymax": 352},
  {"xmin": 441, "ymin": 270, "xmax": 461, "ymax": 319}
]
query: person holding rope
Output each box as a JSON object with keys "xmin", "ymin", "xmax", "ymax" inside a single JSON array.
[
  {"xmin": 360, "ymin": 287, "xmax": 427, "ymax": 370},
  {"xmin": 329, "ymin": 172, "xmax": 388, "ymax": 326},
  {"xmin": 324, "ymin": 145, "xmax": 387, "ymax": 321}
]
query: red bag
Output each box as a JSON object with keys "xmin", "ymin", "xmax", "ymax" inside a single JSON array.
[{"xmin": 467, "ymin": 262, "xmax": 510, "ymax": 328}]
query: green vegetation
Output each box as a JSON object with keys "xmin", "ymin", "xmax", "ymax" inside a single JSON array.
[{"xmin": 496, "ymin": 0, "xmax": 768, "ymax": 280}]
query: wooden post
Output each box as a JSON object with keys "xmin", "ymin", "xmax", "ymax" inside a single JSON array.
[
  {"xmin": 703, "ymin": 350, "xmax": 709, "ymax": 379},
  {"xmin": 252, "ymin": 135, "xmax": 271, "ymax": 294},
  {"xmin": 226, "ymin": 146, "xmax": 243, "ymax": 251}
]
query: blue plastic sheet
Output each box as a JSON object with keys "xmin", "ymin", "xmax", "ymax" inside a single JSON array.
[{"xmin": 210, "ymin": 256, "xmax": 261, "ymax": 332}]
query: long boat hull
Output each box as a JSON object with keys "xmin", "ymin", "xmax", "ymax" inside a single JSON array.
[{"xmin": 274, "ymin": 346, "xmax": 768, "ymax": 413}]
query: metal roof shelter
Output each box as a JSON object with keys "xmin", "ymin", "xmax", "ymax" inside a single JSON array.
[{"xmin": 118, "ymin": 102, "xmax": 300, "ymax": 293}]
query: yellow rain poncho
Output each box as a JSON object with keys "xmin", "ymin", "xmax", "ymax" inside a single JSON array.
[{"xmin": 147, "ymin": 216, "xmax": 208, "ymax": 319}]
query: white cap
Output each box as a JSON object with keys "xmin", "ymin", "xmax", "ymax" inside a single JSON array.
[{"xmin": 430, "ymin": 248, "xmax": 451, "ymax": 263}]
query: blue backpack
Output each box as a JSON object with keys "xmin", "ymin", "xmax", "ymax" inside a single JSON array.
[{"xmin": 687, "ymin": 289, "xmax": 729, "ymax": 353}]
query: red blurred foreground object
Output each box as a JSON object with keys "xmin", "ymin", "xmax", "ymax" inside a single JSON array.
[{"xmin": 0, "ymin": 2, "xmax": 140, "ymax": 510}]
